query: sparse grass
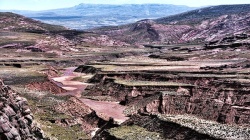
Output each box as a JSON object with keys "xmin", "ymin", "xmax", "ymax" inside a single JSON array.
[
  {"xmin": 238, "ymin": 69, "xmax": 250, "ymax": 74},
  {"xmin": 87, "ymin": 58, "xmax": 239, "ymax": 72},
  {"xmin": 227, "ymin": 78, "xmax": 250, "ymax": 83},
  {"xmin": 0, "ymin": 65, "xmax": 47, "ymax": 87},
  {"xmin": 40, "ymin": 121, "xmax": 89, "ymax": 140},
  {"xmin": 161, "ymin": 91, "xmax": 184, "ymax": 96},
  {"xmin": 178, "ymin": 73, "xmax": 238, "ymax": 78},
  {"xmin": 71, "ymin": 74, "xmax": 94, "ymax": 82},
  {"xmin": 34, "ymin": 95, "xmax": 90, "ymax": 140},
  {"xmin": 18, "ymin": 88, "xmax": 90, "ymax": 140},
  {"xmin": 38, "ymin": 109, "xmax": 71, "ymax": 121},
  {"xmin": 0, "ymin": 31, "xmax": 44, "ymax": 45},
  {"xmin": 115, "ymin": 79, "xmax": 193, "ymax": 87},
  {"xmin": 83, "ymin": 95, "xmax": 118, "ymax": 102},
  {"xmin": 108, "ymin": 125, "xmax": 163, "ymax": 140},
  {"xmin": 89, "ymin": 64, "xmax": 200, "ymax": 72},
  {"xmin": 158, "ymin": 114, "xmax": 250, "ymax": 140}
]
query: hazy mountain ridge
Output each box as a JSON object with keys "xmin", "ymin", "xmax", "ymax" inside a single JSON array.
[{"xmin": 1, "ymin": 4, "xmax": 194, "ymax": 29}]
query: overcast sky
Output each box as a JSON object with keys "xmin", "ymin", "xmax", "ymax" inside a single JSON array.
[{"xmin": 1, "ymin": 0, "xmax": 250, "ymax": 10}]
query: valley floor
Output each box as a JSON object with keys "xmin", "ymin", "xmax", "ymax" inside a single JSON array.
[{"xmin": 0, "ymin": 40, "xmax": 249, "ymax": 139}]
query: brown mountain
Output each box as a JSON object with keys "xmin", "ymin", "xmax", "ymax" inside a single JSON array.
[{"xmin": 92, "ymin": 4, "xmax": 250, "ymax": 46}]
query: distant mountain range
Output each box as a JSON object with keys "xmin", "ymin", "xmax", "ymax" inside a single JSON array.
[
  {"xmin": 93, "ymin": 4, "xmax": 250, "ymax": 45},
  {"xmin": 1, "ymin": 4, "xmax": 195, "ymax": 29}
]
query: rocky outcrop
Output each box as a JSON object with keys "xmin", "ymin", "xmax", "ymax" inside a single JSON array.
[
  {"xmin": 134, "ymin": 77, "xmax": 250, "ymax": 125},
  {"xmin": 0, "ymin": 79, "xmax": 43, "ymax": 140}
]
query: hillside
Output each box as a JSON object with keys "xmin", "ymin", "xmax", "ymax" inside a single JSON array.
[
  {"xmin": 156, "ymin": 4, "xmax": 250, "ymax": 24},
  {"xmin": 0, "ymin": 12, "xmax": 129, "ymax": 55},
  {"xmin": 4, "ymin": 4, "xmax": 194, "ymax": 29},
  {"xmin": 0, "ymin": 12, "xmax": 66, "ymax": 33},
  {"xmin": 93, "ymin": 4, "xmax": 250, "ymax": 46}
]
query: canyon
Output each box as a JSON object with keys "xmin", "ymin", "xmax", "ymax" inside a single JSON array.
[{"xmin": 0, "ymin": 4, "xmax": 250, "ymax": 140}]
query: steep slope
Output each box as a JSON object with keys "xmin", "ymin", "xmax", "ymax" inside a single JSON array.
[{"xmin": 93, "ymin": 4, "xmax": 250, "ymax": 45}]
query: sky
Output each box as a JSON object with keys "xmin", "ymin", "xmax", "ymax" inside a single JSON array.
[{"xmin": 0, "ymin": 0, "xmax": 250, "ymax": 11}]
